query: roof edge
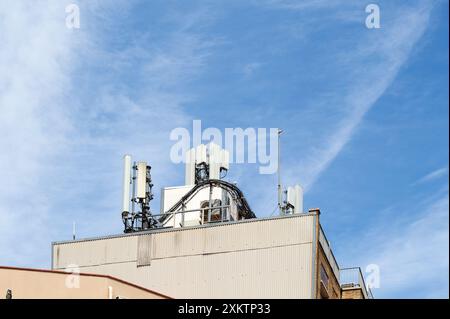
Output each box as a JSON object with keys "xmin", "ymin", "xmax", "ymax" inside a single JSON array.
[
  {"xmin": 0, "ymin": 265, "xmax": 172, "ymax": 299},
  {"xmin": 52, "ymin": 211, "xmax": 319, "ymax": 245}
]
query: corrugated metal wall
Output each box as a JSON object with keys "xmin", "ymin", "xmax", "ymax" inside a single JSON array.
[
  {"xmin": 53, "ymin": 236, "xmax": 138, "ymax": 269},
  {"xmin": 53, "ymin": 214, "xmax": 316, "ymax": 298}
]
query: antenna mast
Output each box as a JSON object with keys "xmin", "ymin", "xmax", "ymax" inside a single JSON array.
[
  {"xmin": 121, "ymin": 155, "xmax": 156, "ymax": 233},
  {"xmin": 277, "ymin": 129, "xmax": 284, "ymax": 215}
]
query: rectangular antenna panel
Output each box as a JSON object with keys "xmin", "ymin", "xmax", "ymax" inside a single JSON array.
[
  {"xmin": 295, "ymin": 184, "xmax": 304, "ymax": 214},
  {"xmin": 195, "ymin": 144, "xmax": 207, "ymax": 164},
  {"xmin": 185, "ymin": 148, "xmax": 196, "ymax": 185},
  {"xmin": 121, "ymin": 155, "xmax": 132, "ymax": 212},
  {"xmin": 136, "ymin": 161, "xmax": 147, "ymax": 199},
  {"xmin": 221, "ymin": 149, "xmax": 230, "ymax": 170},
  {"xmin": 287, "ymin": 186, "xmax": 295, "ymax": 208},
  {"xmin": 208, "ymin": 143, "xmax": 221, "ymax": 179}
]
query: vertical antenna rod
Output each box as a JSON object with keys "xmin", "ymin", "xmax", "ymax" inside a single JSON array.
[
  {"xmin": 277, "ymin": 129, "xmax": 284, "ymax": 215},
  {"xmin": 122, "ymin": 155, "xmax": 132, "ymax": 214}
]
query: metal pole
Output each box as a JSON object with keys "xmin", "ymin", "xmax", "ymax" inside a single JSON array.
[
  {"xmin": 131, "ymin": 162, "xmax": 136, "ymax": 215},
  {"xmin": 181, "ymin": 202, "xmax": 185, "ymax": 227},
  {"xmin": 277, "ymin": 129, "xmax": 283, "ymax": 215},
  {"xmin": 208, "ymin": 184, "xmax": 213, "ymax": 223},
  {"xmin": 173, "ymin": 210, "xmax": 176, "ymax": 228}
]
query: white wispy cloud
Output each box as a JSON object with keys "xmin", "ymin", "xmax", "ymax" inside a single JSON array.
[
  {"xmin": 413, "ymin": 166, "xmax": 449, "ymax": 185},
  {"xmin": 213, "ymin": 0, "xmax": 437, "ymax": 219},
  {"xmin": 348, "ymin": 190, "xmax": 449, "ymax": 298},
  {"xmin": 0, "ymin": 1, "xmax": 217, "ymax": 267},
  {"xmin": 278, "ymin": 1, "xmax": 435, "ymax": 190},
  {"xmin": 0, "ymin": 1, "xmax": 87, "ymax": 266},
  {"xmin": 62, "ymin": 6, "xmax": 218, "ymax": 231}
]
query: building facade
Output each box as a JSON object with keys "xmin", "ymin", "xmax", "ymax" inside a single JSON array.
[
  {"xmin": 52, "ymin": 210, "xmax": 368, "ymax": 299},
  {"xmin": 0, "ymin": 266, "xmax": 170, "ymax": 299}
]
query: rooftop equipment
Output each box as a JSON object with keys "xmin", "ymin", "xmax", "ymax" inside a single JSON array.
[
  {"xmin": 121, "ymin": 155, "xmax": 156, "ymax": 233},
  {"xmin": 277, "ymin": 129, "xmax": 283, "ymax": 215},
  {"xmin": 286, "ymin": 184, "xmax": 304, "ymax": 214},
  {"xmin": 121, "ymin": 143, "xmax": 254, "ymax": 233},
  {"xmin": 185, "ymin": 143, "xmax": 229, "ymax": 185},
  {"xmin": 121, "ymin": 155, "xmax": 132, "ymax": 214}
]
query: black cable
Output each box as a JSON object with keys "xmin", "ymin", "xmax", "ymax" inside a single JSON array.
[{"xmin": 158, "ymin": 179, "xmax": 256, "ymax": 224}]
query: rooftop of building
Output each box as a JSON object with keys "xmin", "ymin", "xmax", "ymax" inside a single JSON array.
[
  {"xmin": 53, "ymin": 210, "xmax": 320, "ymax": 245},
  {"xmin": 0, "ymin": 265, "xmax": 171, "ymax": 299}
]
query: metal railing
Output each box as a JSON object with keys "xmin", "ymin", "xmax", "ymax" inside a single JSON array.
[
  {"xmin": 123, "ymin": 203, "xmax": 234, "ymax": 232},
  {"xmin": 319, "ymin": 225, "xmax": 340, "ymax": 281},
  {"xmin": 340, "ymin": 267, "xmax": 374, "ymax": 299}
]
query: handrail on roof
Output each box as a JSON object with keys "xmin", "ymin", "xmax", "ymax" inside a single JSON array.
[
  {"xmin": 340, "ymin": 267, "xmax": 374, "ymax": 299},
  {"xmin": 318, "ymin": 225, "xmax": 340, "ymax": 273}
]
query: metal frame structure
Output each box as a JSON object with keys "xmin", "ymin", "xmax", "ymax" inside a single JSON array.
[{"xmin": 123, "ymin": 178, "xmax": 255, "ymax": 233}]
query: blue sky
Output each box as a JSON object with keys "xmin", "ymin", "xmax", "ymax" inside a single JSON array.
[{"xmin": 0, "ymin": 0, "xmax": 448, "ymax": 298}]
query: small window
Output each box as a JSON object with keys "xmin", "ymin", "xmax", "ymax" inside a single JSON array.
[
  {"xmin": 201, "ymin": 200, "xmax": 222, "ymax": 223},
  {"xmin": 320, "ymin": 264, "xmax": 329, "ymax": 288}
]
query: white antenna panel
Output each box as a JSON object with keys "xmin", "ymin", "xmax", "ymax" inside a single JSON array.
[
  {"xmin": 185, "ymin": 148, "xmax": 196, "ymax": 185},
  {"xmin": 208, "ymin": 142, "xmax": 222, "ymax": 164},
  {"xmin": 121, "ymin": 154, "xmax": 132, "ymax": 213},
  {"xmin": 287, "ymin": 184, "xmax": 304, "ymax": 214},
  {"xmin": 196, "ymin": 144, "xmax": 207, "ymax": 164},
  {"xmin": 184, "ymin": 143, "xmax": 230, "ymax": 183},
  {"xmin": 294, "ymin": 184, "xmax": 303, "ymax": 214},
  {"xmin": 287, "ymin": 186, "xmax": 295, "ymax": 208},
  {"xmin": 221, "ymin": 149, "xmax": 230, "ymax": 170},
  {"xmin": 208, "ymin": 143, "xmax": 221, "ymax": 179},
  {"xmin": 136, "ymin": 161, "xmax": 147, "ymax": 199}
]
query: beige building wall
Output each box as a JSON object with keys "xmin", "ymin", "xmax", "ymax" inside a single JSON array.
[
  {"xmin": 53, "ymin": 213, "xmax": 318, "ymax": 299},
  {"xmin": 0, "ymin": 266, "xmax": 169, "ymax": 299}
]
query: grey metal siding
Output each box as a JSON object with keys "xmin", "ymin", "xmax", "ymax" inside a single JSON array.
[
  {"xmin": 137, "ymin": 235, "xmax": 153, "ymax": 267},
  {"xmin": 53, "ymin": 214, "xmax": 316, "ymax": 298}
]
